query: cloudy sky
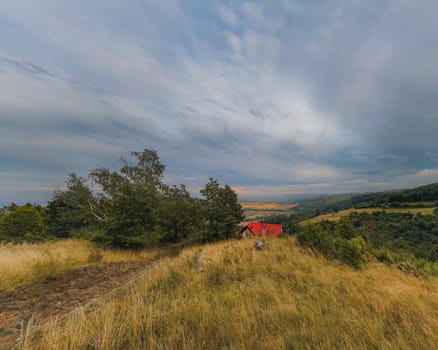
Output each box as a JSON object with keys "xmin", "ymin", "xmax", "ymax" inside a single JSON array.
[{"xmin": 1, "ymin": 0, "xmax": 438, "ymax": 203}]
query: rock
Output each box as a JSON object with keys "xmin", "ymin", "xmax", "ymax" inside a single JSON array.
[
  {"xmin": 255, "ymin": 240, "xmax": 264, "ymax": 251},
  {"xmin": 196, "ymin": 250, "xmax": 206, "ymax": 272}
]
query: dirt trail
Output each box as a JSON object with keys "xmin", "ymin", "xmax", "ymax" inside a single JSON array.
[{"xmin": 0, "ymin": 257, "xmax": 165, "ymax": 349}]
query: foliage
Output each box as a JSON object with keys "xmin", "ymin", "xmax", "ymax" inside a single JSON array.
[
  {"xmin": 263, "ymin": 213, "xmax": 308, "ymax": 234},
  {"xmin": 200, "ymin": 178, "xmax": 244, "ymax": 242},
  {"xmin": 89, "ymin": 149, "xmax": 166, "ymax": 248},
  {"xmin": 293, "ymin": 182, "xmax": 438, "ymax": 215},
  {"xmin": 159, "ymin": 185, "xmax": 205, "ymax": 243},
  {"xmin": 96, "ymin": 182, "xmax": 161, "ymax": 248},
  {"xmin": 45, "ymin": 173, "xmax": 95, "ymax": 238},
  {"xmin": 337, "ymin": 236, "xmax": 373, "ymax": 269},
  {"xmin": 297, "ymin": 223, "xmax": 371, "ymax": 269},
  {"xmin": 0, "ymin": 205, "xmax": 45, "ymax": 242},
  {"xmin": 297, "ymin": 223, "xmax": 336, "ymax": 258},
  {"xmin": 5, "ymin": 149, "xmax": 243, "ymax": 248},
  {"xmin": 297, "ymin": 211, "xmax": 438, "ymax": 270}
]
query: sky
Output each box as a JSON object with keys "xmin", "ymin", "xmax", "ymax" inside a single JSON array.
[{"xmin": 1, "ymin": 0, "xmax": 438, "ymax": 204}]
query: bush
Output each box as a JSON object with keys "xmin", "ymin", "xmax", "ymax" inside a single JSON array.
[
  {"xmin": 0, "ymin": 206, "xmax": 46, "ymax": 242},
  {"xmin": 298, "ymin": 223, "xmax": 372, "ymax": 269},
  {"xmin": 297, "ymin": 223, "xmax": 336, "ymax": 258},
  {"xmin": 337, "ymin": 237, "xmax": 370, "ymax": 269},
  {"xmin": 335, "ymin": 218, "xmax": 356, "ymax": 239},
  {"xmin": 428, "ymin": 245, "xmax": 438, "ymax": 262},
  {"xmin": 397, "ymin": 261, "xmax": 420, "ymax": 277},
  {"xmin": 374, "ymin": 248, "xmax": 394, "ymax": 263}
]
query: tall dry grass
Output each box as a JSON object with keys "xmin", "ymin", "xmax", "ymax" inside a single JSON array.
[
  {"xmin": 22, "ymin": 238, "xmax": 438, "ymax": 349},
  {"xmin": 0, "ymin": 240, "xmax": 159, "ymax": 290}
]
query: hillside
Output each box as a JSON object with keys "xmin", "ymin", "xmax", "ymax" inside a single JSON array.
[
  {"xmin": 240, "ymin": 201, "xmax": 296, "ymax": 220},
  {"xmin": 291, "ymin": 182, "xmax": 438, "ymax": 215},
  {"xmin": 21, "ymin": 238, "xmax": 438, "ymax": 349},
  {"xmin": 292, "ymin": 194, "xmax": 355, "ymax": 213},
  {"xmin": 304, "ymin": 207, "xmax": 436, "ymax": 224}
]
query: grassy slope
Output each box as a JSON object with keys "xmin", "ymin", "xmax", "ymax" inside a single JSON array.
[
  {"xmin": 303, "ymin": 207, "xmax": 436, "ymax": 224},
  {"xmin": 241, "ymin": 201, "xmax": 296, "ymax": 220},
  {"xmin": 0, "ymin": 240, "xmax": 160, "ymax": 290},
  {"xmin": 23, "ymin": 238, "xmax": 438, "ymax": 350}
]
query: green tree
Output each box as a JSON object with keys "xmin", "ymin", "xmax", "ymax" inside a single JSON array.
[
  {"xmin": 297, "ymin": 223, "xmax": 336, "ymax": 258},
  {"xmin": 159, "ymin": 185, "xmax": 205, "ymax": 243},
  {"xmin": 337, "ymin": 236, "xmax": 369, "ymax": 269},
  {"xmin": 200, "ymin": 178, "xmax": 244, "ymax": 242},
  {"xmin": 0, "ymin": 206, "xmax": 45, "ymax": 242},
  {"xmin": 335, "ymin": 217, "xmax": 356, "ymax": 239},
  {"xmin": 90, "ymin": 149, "xmax": 165, "ymax": 248},
  {"xmin": 99, "ymin": 182, "xmax": 160, "ymax": 248},
  {"xmin": 45, "ymin": 173, "xmax": 96, "ymax": 238}
]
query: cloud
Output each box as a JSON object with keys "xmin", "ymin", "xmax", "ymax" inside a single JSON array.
[
  {"xmin": 1, "ymin": 0, "xmax": 438, "ymax": 203},
  {"xmin": 415, "ymin": 169, "xmax": 438, "ymax": 178},
  {"xmin": 216, "ymin": 4, "xmax": 238, "ymax": 27}
]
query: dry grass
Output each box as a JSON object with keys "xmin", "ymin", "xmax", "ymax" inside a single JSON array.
[
  {"xmin": 0, "ymin": 240, "xmax": 160, "ymax": 291},
  {"xmin": 22, "ymin": 238, "xmax": 438, "ymax": 350},
  {"xmin": 241, "ymin": 201, "xmax": 296, "ymax": 220},
  {"xmin": 304, "ymin": 207, "xmax": 437, "ymax": 224}
]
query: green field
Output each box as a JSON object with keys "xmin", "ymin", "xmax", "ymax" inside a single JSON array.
[{"xmin": 240, "ymin": 201, "xmax": 296, "ymax": 220}]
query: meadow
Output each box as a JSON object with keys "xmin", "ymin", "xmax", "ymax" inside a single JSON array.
[
  {"xmin": 0, "ymin": 240, "xmax": 160, "ymax": 291},
  {"xmin": 20, "ymin": 238, "xmax": 438, "ymax": 350}
]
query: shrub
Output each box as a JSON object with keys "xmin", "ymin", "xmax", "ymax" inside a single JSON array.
[
  {"xmin": 298, "ymin": 224, "xmax": 372, "ymax": 269},
  {"xmin": 337, "ymin": 237, "xmax": 369, "ymax": 269},
  {"xmin": 428, "ymin": 245, "xmax": 438, "ymax": 262},
  {"xmin": 297, "ymin": 223, "xmax": 336, "ymax": 258},
  {"xmin": 0, "ymin": 207, "xmax": 46, "ymax": 242},
  {"xmin": 397, "ymin": 261, "xmax": 420, "ymax": 277},
  {"xmin": 374, "ymin": 248, "xmax": 394, "ymax": 263},
  {"xmin": 335, "ymin": 217, "xmax": 356, "ymax": 239}
]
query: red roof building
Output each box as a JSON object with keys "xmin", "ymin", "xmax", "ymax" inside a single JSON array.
[{"xmin": 241, "ymin": 222, "xmax": 283, "ymax": 237}]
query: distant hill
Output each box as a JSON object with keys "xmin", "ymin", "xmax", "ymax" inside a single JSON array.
[
  {"xmin": 293, "ymin": 182, "xmax": 438, "ymax": 214},
  {"xmin": 292, "ymin": 194, "xmax": 355, "ymax": 213}
]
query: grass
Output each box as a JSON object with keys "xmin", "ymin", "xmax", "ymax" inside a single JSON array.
[
  {"xmin": 21, "ymin": 238, "xmax": 438, "ymax": 349},
  {"xmin": 241, "ymin": 201, "xmax": 296, "ymax": 220},
  {"xmin": 304, "ymin": 207, "xmax": 437, "ymax": 224},
  {"xmin": 0, "ymin": 240, "xmax": 160, "ymax": 291}
]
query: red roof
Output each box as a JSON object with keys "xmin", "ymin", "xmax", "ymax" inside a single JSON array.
[{"xmin": 243, "ymin": 222, "xmax": 283, "ymax": 237}]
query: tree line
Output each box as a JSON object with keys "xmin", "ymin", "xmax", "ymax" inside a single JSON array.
[{"xmin": 0, "ymin": 149, "xmax": 244, "ymax": 248}]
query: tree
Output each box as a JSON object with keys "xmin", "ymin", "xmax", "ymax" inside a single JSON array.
[
  {"xmin": 335, "ymin": 217, "xmax": 356, "ymax": 239},
  {"xmin": 159, "ymin": 185, "xmax": 205, "ymax": 243},
  {"xmin": 90, "ymin": 149, "xmax": 165, "ymax": 248},
  {"xmin": 45, "ymin": 173, "xmax": 96, "ymax": 237},
  {"xmin": 99, "ymin": 182, "xmax": 161, "ymax": 248},
  {"xmin": 120, "ymin": 149, "xmax": 165, "ymax": 188},
  {"xmin": 0, "ymin": 206, "xmax": 45, "ymax": 242},
  {"xmin": 200, "ymin": 178, "xmax": 244, "ymax": 242}
]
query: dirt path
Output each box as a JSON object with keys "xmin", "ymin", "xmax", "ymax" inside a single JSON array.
[{"xmin": 0, "ymin": 258, "xmax": 164, "ymax": 349}]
